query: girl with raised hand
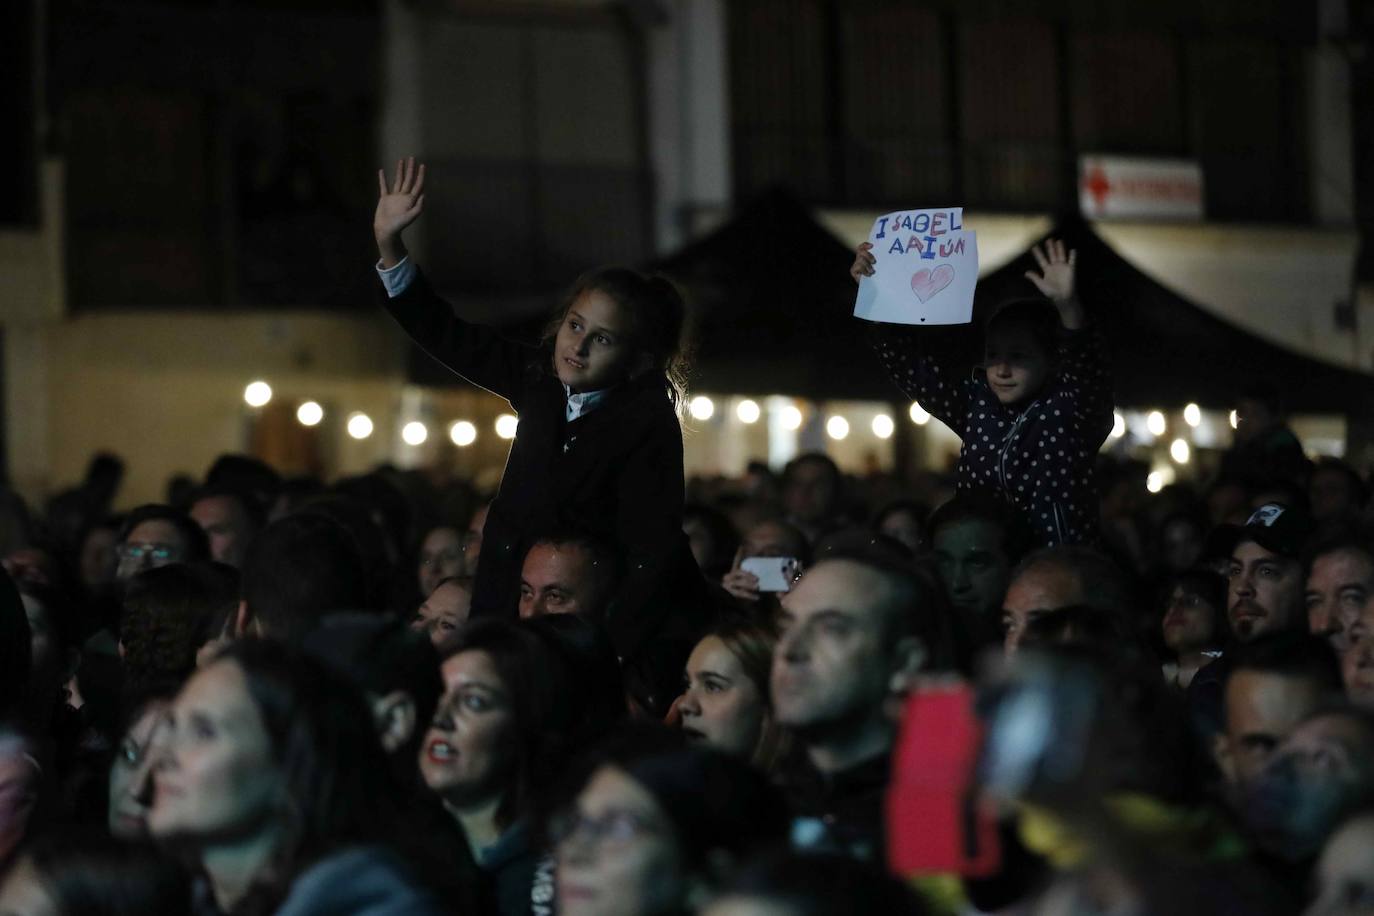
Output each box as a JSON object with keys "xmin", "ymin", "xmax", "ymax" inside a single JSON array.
[
  {"xmin": 851, "ymin": 238, "xmax": 1113, "ymax": 546},
  {"xmin": 374, "ymin": 158, "xmax": 702, "ymax": 660}
]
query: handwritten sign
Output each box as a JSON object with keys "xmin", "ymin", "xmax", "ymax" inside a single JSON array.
[{"xmin": 854, "ymin": 208, "xmax": 979, "ymax": 325}]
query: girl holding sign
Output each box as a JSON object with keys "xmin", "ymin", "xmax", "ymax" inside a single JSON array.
[
  {"xmin": 851, "ymin": 238, "xmax": 1113, "ymax": 547},
  {"xmin": 373, "ymin": 158, "xmax": 703, "ymax": 662}
]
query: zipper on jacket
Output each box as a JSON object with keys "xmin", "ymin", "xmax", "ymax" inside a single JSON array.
[{"xmin": 997, "ymin": 399, "xmax": 1040, "ymax": 494}]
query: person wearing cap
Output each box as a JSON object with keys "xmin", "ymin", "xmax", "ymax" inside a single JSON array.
[
  {"xmin": 1188, "ymin": 503, "xmax": 1315, "ymax": 741},
  {"xmin": 1226, "ymin": 503, "xmax": 1313, "ymax": 643}
]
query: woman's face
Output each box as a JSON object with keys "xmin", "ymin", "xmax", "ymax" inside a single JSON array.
[
  {"xmin": 418, "ymin": 527, "xmax": 464, "ymax": 600},
  {"xmin": 412, "ymin": 581, "xmax": 471, "ymax": 648},
  {"xmin": 147, "ymin": 660, "xmax": 284, "ymax": 843},
  {"xmin": 556, "ymin": 765, "xmax": 685, "ymax": 916},
  {"xmin": 553, "ymin": 289, "xmax": 636, "ymax": 392},
  {"xmin": 108, "ymin": 700, "xmax": 168, "ymax": 839},
  {"xmin": 418, "ymin": 651, "xmax": 515, "ymax": 808},
  {"xmin": 1161, "ymin": 585, "xmax": 1217, "ymax": 653},
  {"xmin": 677, "ymin": 636, "xmax": 766, "ymax": 759}
]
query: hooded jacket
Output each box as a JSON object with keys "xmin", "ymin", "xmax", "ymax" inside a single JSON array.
[{"xmin": 872, "ymin": 323, "xmax": 1113, "ymax": 546}]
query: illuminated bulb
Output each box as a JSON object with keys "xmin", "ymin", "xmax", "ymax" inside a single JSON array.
[
  {"xmin": 296, "ymin": 401, "xmax": 323, "ymax": 427},
  {"xmin": 826, "ymin": 416, "xmax": 850, "ymax": 440},
  {"xmin": 1147, "ymin": 471, "xmax": 1166, "ymax": 493},
  {"xmin": 347, "ymin": 413, "xmax": 373, "ymax": 440},
  {"xmin": 909, "ymin": 402, "xmax": 931, "ymax": 426},
  {"xmin": 449, "ymin": 421, "xmax": 476, "ymax": 447},
  {"xmin": 736, "ymin": 399, "xmax": 761, "ymax": 424},
  {"xmin": 1146, "ymin": 411, "xmax": 1166, "ymax": 437},
  {"xmin": 1170, "ymin": 438, "xmax": 1190, "ymax": 464},
  {"xmin": 1229, "ymin": 410, "xmax": 1239, "ymax": 430},
  {"xmin": 1184, "ymin": 403, "xmax": 1201, "ymax": 427},
  {"xmin": 402, "ymin": 421, "xmax": 428, "ymax": 446},
  {"xmin": 781, "ymin": 405, "xmax": 804, "ymax": 431},
  {"xmin": 244, "ymin": 381, "xmax": 273, "ymax": 408},
  {"xmin": 689, "ymin": 396, "xmax": 715, "ymax": 421},
  {"xmin": 872, "ymin": 414, "xmax": 895, "ymax": 439},
  {"xmin": 495, "ymin": 414, "xmax": 519, "ymax": 440},
  {"xmin": 1111, "ymin": 412, "xmax": 1126, "ymax": 439}
]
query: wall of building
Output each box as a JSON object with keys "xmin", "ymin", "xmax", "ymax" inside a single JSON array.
[{"xmin": 5, "ymin": 310, "xmax": 412, "ymax": 509}]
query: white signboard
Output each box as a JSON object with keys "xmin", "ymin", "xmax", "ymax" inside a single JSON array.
[
  {"xmin": 1078, "ymin": 155, "xmax": 1204, "ymax": 221},
  {"xmin": 853, "ymin": 208, "xmax": 979, "ymax": 326}
]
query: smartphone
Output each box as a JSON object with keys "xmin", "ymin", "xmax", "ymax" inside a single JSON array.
[
  {"xmin": 741, "ymin": 556, "xmax": 798, "ymax": 592},
  {"xmin": 887, "ymin": 683, "xmax": 1001, "ymax": 877}
]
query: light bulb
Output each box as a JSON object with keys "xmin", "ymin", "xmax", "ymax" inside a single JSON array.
[
  {"xmin": 296, "ymin": 401, "xmax": 323, "ymax": 426},
  {"xmin": 244, "ymin": 381, "xmax": 272, "ymax": 408},
  {"xmin": 347, "ymin": 413, "xmax": 374, "ymax": 440},
  {"xmin": 689, "ymin": 396, "xmax": 715, "ymax": 421},
  {"xmin": 449, "ymin": 421, "xmax": 476, "ymax": 447}
]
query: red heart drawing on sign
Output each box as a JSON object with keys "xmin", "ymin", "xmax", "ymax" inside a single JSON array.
[{"xmin": 911, "ymin": 265, "xmax": 955, "ymax": 303}]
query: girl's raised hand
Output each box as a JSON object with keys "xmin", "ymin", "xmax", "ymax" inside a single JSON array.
[
  {"xmin": 1024, "ymin": 238, "xmax": 1077, "ymax": 302},
  {"xmin": 374, "ymin": 157, "xmax": 426, "ymax": 248},
  {"xmin": 850, "ymin": 242, "xmax": 876, "ymax": 284}
]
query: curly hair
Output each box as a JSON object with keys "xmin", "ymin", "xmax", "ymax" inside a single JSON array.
[{"xmin": 119, "ymin": 563, "xmax": 239, "ymax": 689}]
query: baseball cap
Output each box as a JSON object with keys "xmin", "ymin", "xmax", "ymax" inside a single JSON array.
[{"xmin": 1233, "ymin": 503, "xmax": 1313, "ymax": 559}]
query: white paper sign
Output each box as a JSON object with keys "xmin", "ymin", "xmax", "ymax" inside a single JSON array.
[{"xmin": 853, "ymin": 208, "xmax": 979, "ymax": 325}]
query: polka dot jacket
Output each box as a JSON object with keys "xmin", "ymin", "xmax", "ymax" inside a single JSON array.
[{"xmin": 873, "ymin": 323, "xmax": 1115, "ymax": 546}]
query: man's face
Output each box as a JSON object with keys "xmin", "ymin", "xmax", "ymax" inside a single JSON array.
[
  {"xmin": 190, "ymin": 495, "xmax": 254, "ymax": 569},
  {"xmin": 932, "ymin": 519, "xmax": 1010, "ymax": 624},
  {"xmin": 783, "ymin": 462, "xmax": 837, "ymax": 527},
  {"xmin": 1219, "ymin": 670, "xmax": 1328, "ymax": 793},
  {"xmin": 1228, "ymin": 540, "xmax": 1305, "ymax": 642},
  {"xmin": 1341, "ymin": 603, "xmax": 1374, "ymax": 710},
  {"xmin": 771, "ymin": 561, "xmax": 900, "ymax": 740},
  {"xmin": 518, "ymin": 543, "xmax": 603, "ymax": 619},
  {"xmin": 116, "ymin": 520, "xmax": 188, "ymax": 581},
  {"xmin": 1306, "ymin": 549, "xmax": 1374, "ymax": 655},
  {"xmin": 1245, "ymin": 713, "xmax": 1374, "ymax": 861},
  {"xmin": 1001, "ymin": 563, "xmax": 1083, "ymax": 654}
]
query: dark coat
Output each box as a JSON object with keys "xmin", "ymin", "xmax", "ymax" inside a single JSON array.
[
  {"xmin": 871, "ymin": 323, "xmax": 1114, "ymax": 546},
  {"xmin": 381, "ymin": 268, "xmax": 704, "ymax": 658}
]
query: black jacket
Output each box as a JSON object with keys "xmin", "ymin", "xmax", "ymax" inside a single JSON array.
[{"xmin": 381, "ymin": 268, "xmax": 703, "ymax": 657}]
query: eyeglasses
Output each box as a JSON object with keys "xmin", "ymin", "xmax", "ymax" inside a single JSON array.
[
  {"xmin": 548, "ymin": 808, "xmax": 662, "ymax": 848},
  {"xmin": 118, "ymin": 543, "xmax": 179, "ymax": 564}
]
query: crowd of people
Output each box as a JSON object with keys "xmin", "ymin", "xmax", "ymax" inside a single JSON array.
[{"xmin": 0, "ymin": 160, "xmax": 1372, "ymax": 915}]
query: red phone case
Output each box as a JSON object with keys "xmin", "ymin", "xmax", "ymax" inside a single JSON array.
[{"xmin": 886, "ymin": 684, "xmax": 1001, "ymax": 876}]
